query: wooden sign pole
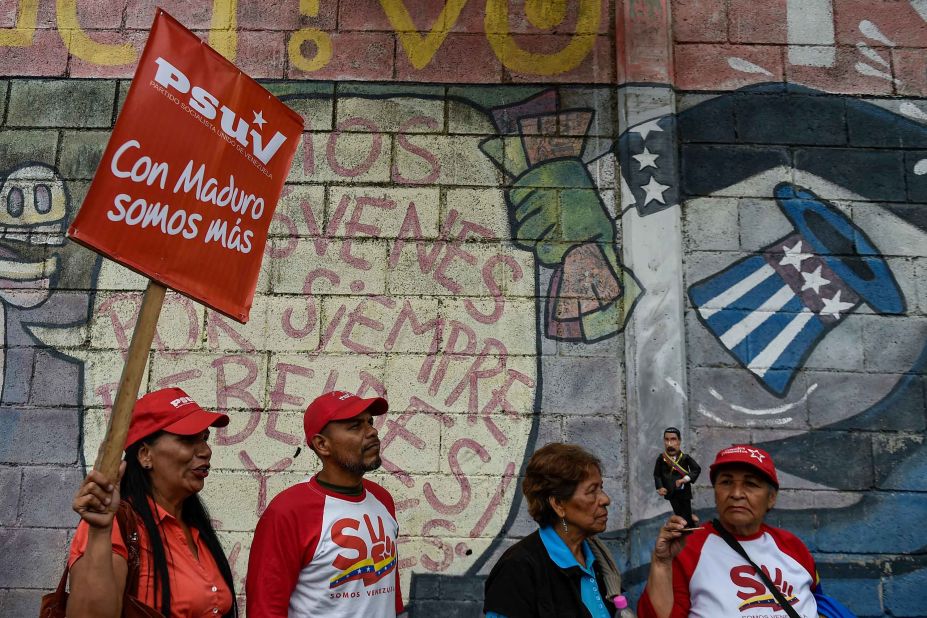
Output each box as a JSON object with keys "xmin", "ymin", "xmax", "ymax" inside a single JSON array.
[{"xmin": 93, "ymin": 280, "xmax": 167, "ymax": 484}]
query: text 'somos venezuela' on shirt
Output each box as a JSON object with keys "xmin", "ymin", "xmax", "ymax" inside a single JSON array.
[{"xmin": 246, "ymin": 476, "xmax": 404, "ymax": 618}]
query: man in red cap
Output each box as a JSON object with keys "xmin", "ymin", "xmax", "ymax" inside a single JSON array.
[
  {"xmin": 246, "ymin": 391, "xmax": 403, "ymax": 618},
  {"xmin": 637, "ymin": 444, "xmax": 832, "ymax": 618}
]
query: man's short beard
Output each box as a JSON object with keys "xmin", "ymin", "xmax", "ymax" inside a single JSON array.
[{"xmin": 334, "ymin": 453, "xmax": 382, "ymax": 476}]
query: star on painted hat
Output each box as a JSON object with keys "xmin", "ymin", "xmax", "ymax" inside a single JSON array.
[
  {"xmin": 687, "ymin": 183, "xmax": 903, "ymax": 398},
  {"xmin": 801, "ymin": 265, "xmax": 830, "ymax": 293},
  {"xmin": 820, "ymin": 290, "xmax": 855, "ymax": 319},
  {"xmin": 779, "ymin": 241, "xmax": 812, "ymax": 270}
]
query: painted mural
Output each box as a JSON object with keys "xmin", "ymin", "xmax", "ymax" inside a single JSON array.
[
  {"xmin": 71, "ymin": 84, "xmax": 623, "ymax": 601},
  {"xmin": 0, "ymin": 1, "xmax": 926, "ymax": 617}
]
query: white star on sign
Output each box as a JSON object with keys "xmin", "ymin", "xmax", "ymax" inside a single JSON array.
[
  {"xmin": 779, "ymin": 241, "xmax": 812, "ymax": 270},
  {"xmin": 641, "ymin": 175, "xmax": 669, "ymax": 206},
  {"xmin": 820, "ymin": 290, "xmax": 855, "ymax": 319},
  {"xmin": 633, "ymin": 147, "xmax": 659, "ymax": 170},
  {"xmin": 252, "ymin": 110, "xmax": 266, "ymax": 129},
  {"xmin": 801, "ymin": 265, "xmax": 830, "ymax": 294},
  {"xmin": 747, "ymin": 448, "xmax": 765, "ymax": 462},
  {"xmin": 631, "ymin": 119, "xmax": 664, "ymax": 140}
]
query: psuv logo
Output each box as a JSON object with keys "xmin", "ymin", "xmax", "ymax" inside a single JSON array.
[
  {"xmin": 329, "ymin": 514, "xmax": 397, "ymax": 589},
  {"xmin": 731, "ymin": 564, "xmax": 799, "ymax": 612},
  {"xmin": 152, "ymin": 57, "xmax": 288, "ymax": 166}
]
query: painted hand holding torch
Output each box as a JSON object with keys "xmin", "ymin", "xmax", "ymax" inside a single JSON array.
[{"xmin": 481, "ymin": 92, "xmax": 641, "ymax": 343}]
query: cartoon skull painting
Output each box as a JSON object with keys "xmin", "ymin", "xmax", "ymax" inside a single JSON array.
[
  {"xmin": 0, "ymin": 162, "xmax": 100, "ymax": 460},
  {"xmin": 0, "ymin": 165, "xmax": 66, "ymax": 308}
]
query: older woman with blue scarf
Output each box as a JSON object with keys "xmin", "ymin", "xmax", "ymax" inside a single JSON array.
[{"xmin": 483, "ymin": 443, "xmax": 625, "ymax": 618}]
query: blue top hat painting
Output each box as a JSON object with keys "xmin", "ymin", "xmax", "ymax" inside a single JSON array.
[{"xmin": 688, "ymin": 183, "xmax": 905, "ymax": 397}]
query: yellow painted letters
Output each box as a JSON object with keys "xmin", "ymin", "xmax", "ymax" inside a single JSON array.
[
  {"xmin": 289, "ymin": 0, "xmax": 333, "ymax": 72},
  {"xmin": 0, "ymin": 0, "xmax": 39, "ymax": 47},
  {"xmin": 380, "ymin": 0, "xmax": 468, "ymax": 70},
  {"xmin": 485, "ymin": 0, "xmax": 600, "ymax": 75}
]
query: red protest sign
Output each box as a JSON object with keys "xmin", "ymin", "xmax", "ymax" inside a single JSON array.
[{"xmin": 68, "ymin": 9, "xmax": 303, "ymax": 323}]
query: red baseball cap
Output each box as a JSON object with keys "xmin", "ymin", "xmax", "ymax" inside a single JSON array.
[
  {"xmin": 125, "ymin": 387, "xmax": 229, "ymax": 448},
  {"xmin": 303, "ymin": 391, "xmax": 388, "ymax": 442},
  {"xmin": 709, "ymin": 444, "xmax": 779, "ymax": 489}
]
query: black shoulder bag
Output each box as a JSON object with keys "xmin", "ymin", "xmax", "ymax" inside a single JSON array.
[{"xmin": 712, "ymin": 519, "xmax": 802, "ymax": 618}]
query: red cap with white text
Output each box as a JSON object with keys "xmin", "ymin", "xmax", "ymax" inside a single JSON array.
[
  {"xmin": 708, "ymin": 444, "xmax": 779, "ymax": 489},
  {"xmin": 125, "ymin": 387, "xmax": 229, "ymax": 448},
  {"xmin": 303, "ymin": 391, "xmax": 388, "ymax": 442}
]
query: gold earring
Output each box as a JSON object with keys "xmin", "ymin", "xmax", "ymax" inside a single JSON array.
[{"xmin": 561, "ymin": 518, "xmax": 568, "ymax": 533}]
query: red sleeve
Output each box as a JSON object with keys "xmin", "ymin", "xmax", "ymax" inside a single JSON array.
[
  {"xmin": 637, "ymin": 589, "xmax": 657, "ymax": 618},
  {"xmin": 246, "ymin": 484, "xmax": 324, "ymax": 618},
  {"xmin": 364, "ymin": 481, "xmax": 404, "ymax": 614},
  {"xmin": 67, "ymin": 519, "xmax": 129, "ymax": 568}
]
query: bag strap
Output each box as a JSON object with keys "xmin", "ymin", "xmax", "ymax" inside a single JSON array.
[
  {"xmin": 115, "ymin": 501, "xmax": 143, "ymax": 598},
  {"xmin": 711, "ymin": 519, "xmax": 801, "ymax": 618},
  {"xmin": 116, "ymin": 501, "xmax": 166, "ymax": 618},
  {"xmin": 52, "ymin": 564, "xmax": 70, "ymax": 596}
]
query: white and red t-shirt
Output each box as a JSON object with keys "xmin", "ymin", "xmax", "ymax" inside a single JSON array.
[
  {"xmin": 246, "ymin": 476, "xmax": 403, "ymax": 617},
  {"xmin": 639, "ymin": 522, "xmax": 820, "ymax": 618}
]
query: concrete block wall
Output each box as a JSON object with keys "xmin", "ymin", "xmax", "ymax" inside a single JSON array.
[{"xmin": 0, "ymin": 1, "xmax": 925, "ymax": 616}]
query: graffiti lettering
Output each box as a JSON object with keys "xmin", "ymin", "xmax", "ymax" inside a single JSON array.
[
  {"xmin": 0, "ymin": 0, "xmax": 38, "ymax": 47},
  {"xmin": 423, "ymin": 438, "xmax": 489, "ymax": 515},
  {"xmin": 388, "ymin": 206, "xmax": 452, "ymax": 272},
  {"xmin": 57, "ymin": 0, "xmax": 135, "ymax": 65},
  {"xmin": 341, "ymin": 297, "xmax": 391, "ymax": 353},
  {"xmin": 289, "ymin": 0, "xmax": 332, "ymax": 72},
  {"xmin": 379, "ymin": 0, "xmax": 468, "ymax": 70},
  {"xmin": 213, "ymin": 355, "xmax": 262, "ymax": 445},
  {"xmin": 393, "ymin": 117, "xmax": 442, "ymax": 184},
  {"xmin": 419, "ymin": 519, "xmax": 456, "ymax": 572},
  {"xmin": 379, "ymin": 398, "xmax": 453, "ymax": 487},
  {"xmin": 208, "ymin": 0, "xmax": 238, "ymax": 60},
  {"xmin": 1, "ymin": 0, "xmax": 236, "ymax": 65},
  {"xmin": 470, "ymin": 461, "xmax": 516, "ymax": 537},
  {"xmin": 94, "ymin": 292, "xmax": 200, "ymax": 357},
  {"xmin": 327, "ymin": 118, "xmax": 383, "ymax": 178},
  {"xmin": 445, "ymin": 339, "xmax": 506, "ymax": 414},
  {"xmin": 484, "ymin": 0, "xmax": 601, "ymax": 75},
  {"xmin": 281, "ymin": 296, "xmax": 317, "ymax": 339},
  {"xmin": 239, "ymin": 450, "xmax": 293, "ymax": 516},
  {"xmin": 341, "ymin": 197, "xmax": 395, "ymax": 269}
]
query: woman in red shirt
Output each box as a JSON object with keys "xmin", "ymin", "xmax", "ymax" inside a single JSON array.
[{"xmin": 67, "ymin": 388, "xmax": 237, "ymax": 618}]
